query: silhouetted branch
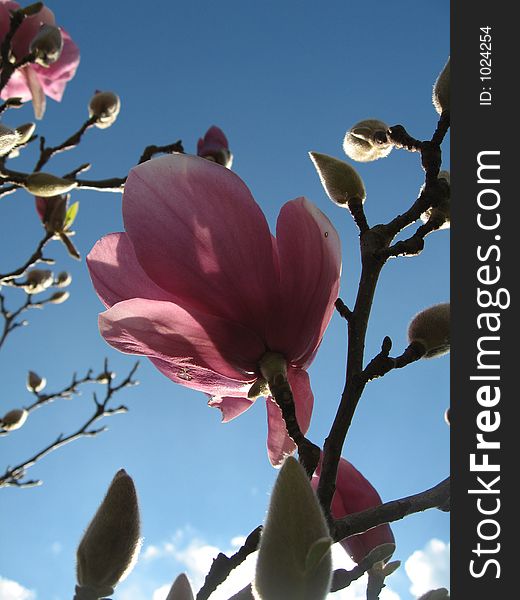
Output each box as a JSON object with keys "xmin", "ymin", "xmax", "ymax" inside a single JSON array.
[{"xmin": 0, "ymin": 361, "xmax": 139, "ymax": 488}]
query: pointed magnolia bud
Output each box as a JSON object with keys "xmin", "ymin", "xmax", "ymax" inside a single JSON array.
[
  {"xmin": 23, "ymin": 269, "xmax": 54, "ymax": 294},
  {"xmin": 165, "ymin": 573, "xmax": 195, "ymax": 600},
  {"xmin": 15, "ymin": 123, "xmax": 36, "ymax": 145},
  {"xmin": 96, "ymin": 371, "xmax": 115, "ymax": 384},
  {"xmin": 408, "ymin": 303, "xmax": 450, "ymax": 358},
  {"xmin": 197, "ymin": 126, "xmax": 233, "ymax": 168},
  {"xmin": 54, "ymin": 271, "xmax": 72, "ymax": 287},
  {"xmin": 88, "ymin": 91, "xmax": 121, "ymax": 129},
  {"xmin": 421, "ymin": 171, "xmax": 450, "ymax": 229},
  {"xmin": 76, "ymin": 469, "xmax": 141, "ymax": 596},
  {"xmin": 343, "ymin": 119, "xmax": 393, "ymax": 162},
  {"xmin": 309, "ymin": 152, "xmax": 366, "ymax": 206},
  {"xmin": 1, "ymin": 408, "xmax": 29, "ymax": 431},
  {"xmin": 30, "ymin": 24, "xmax": 63, "ymax": 67},
  {"xmin": 433, "ymin": 58, "xmax": 450, "ymax": 115},
  {"xmin": 48, "ymin": 291, "xmax": 70, "ymax": 304},
  {"xmin": 253, "ymin": 457, "xmax": 332, "ymax": 600},
  {"xmin": 27, "ymin": 370, "xmax": 46, "ymax": 393},
  {"xmin": 25, "ymin": 173, "xmax": 78, "ymax": 197},
  {"xmin": 418, "ymin": 589, "xmax": 450, "ymax": 600},
  {"xmin": 247, "ymin": 377, "xmax": 270, "ymax": 400},
  {"xmin": 0, "ymin": 123, "xmax": 20, "ymax": 156}
]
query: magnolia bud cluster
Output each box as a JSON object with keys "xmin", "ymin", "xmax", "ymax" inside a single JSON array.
[{"xmin": 343, "ymin": 119, "xmax": 393, "ymax": 162}]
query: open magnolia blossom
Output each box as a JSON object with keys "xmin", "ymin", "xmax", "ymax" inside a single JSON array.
[
  {"xmin": 87, "ymin": 154, "xmax": 341, "ymax": 465},
  {"xmin": 312, "ymin": 457, "xmax": 395, "ymax": 564},
  {"xmin": 0, "ymin": 0, "xmax": 80, "ymax": 119}
]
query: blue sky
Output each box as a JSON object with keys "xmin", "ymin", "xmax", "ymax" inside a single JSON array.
[{"xmin": 0, "ymin": 1, "xmax": 450, "ymax": 599}]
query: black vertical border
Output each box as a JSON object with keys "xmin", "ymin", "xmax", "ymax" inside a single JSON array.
[{"xmin": 452, "ymin": 2, "xmax": 515, "ymax": 598}]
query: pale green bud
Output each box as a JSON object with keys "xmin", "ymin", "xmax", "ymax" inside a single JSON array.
[
  {"xmin": 15, "ymin": 123, "xmax": 36, "ymax": 145},
  {"xmin": 165, "ymin": 573, "xmax": 195, "ymax": 600},
  {"xmin": 30, "ymin": 24, "xmax": 63, "ymax": 67},
  {"xmin": 343, "ymin": 119, "xmax": 392, "ymax": 162},
  {"xmin": 54, "ymin": 271, "xmax": 72, "ymax": 288},
  {"xmin": 23, "ymin": 269, "xmax": 54, "ymax": 294},
  {"xmin": 76, "ymin": 470, "xmax": 141, "ymax": 596},
  {"xmin": 258, "ymin": 352, "xmax": 287, "ymax": 387},
  {"xmin": 48, "ymin": 291, "xmax": 70, "ymax": 304},
  {"xmin": 0, "ymin": 123, "xmax": 20, "ymax": 156},
  {"xmin": 433, "ymin": 58, "xmax": 450, "ymax": 115},
  {"xmin": 27, "ymin": 370, "xmax": 46, "ymax": 393},
  {"xmin": 421, "ymin": 171, "xmax": 450, "ymax": 229},
  {"xmin": 417, "ymin": 589, "xmax": 450, "ymax": 600},
  {"xmin": 1, "ymin": 408, "xmax": 28, "ymax": 431},
  {"xmin": 253, "ymin": 457, "xmax": 332, "ymax": 600},
  {"xmin": 25, "ymin": 172, "xmax": 78, "ymax": 197},
  {"xmin": 309, "ymin": 152, "xmax": 366, "ymax": 206},
  {"xmin": 381, "ymin": 559, "xmax": 401, "ymax": 577},
  {"xmin": 89, "ymin": 91, "xmax": 121, "ymax": 129},
  {"xmin": 408, "ymin": 303, "xmax": 450, "ymax": 358}
]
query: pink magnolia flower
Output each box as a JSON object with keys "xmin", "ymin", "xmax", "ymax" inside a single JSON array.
[
  {"xmin": 197, "ymin": 125, "xmax": 233, "ymax": 168},
  {"xmin": 87, "ymin": 154, "xmax": 341, "ymax": 466},
  {"xmin": 0, "ymin": 0, "xmax": 80, "ymax": 119},
  {"xmin": 312, "ymin": 457, "xmax": 395, "ymax": 564}
]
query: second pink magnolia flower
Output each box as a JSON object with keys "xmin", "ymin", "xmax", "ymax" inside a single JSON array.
[{"xmin": 87, "ymin": 154, "xmax": 341, "ymax": 465}]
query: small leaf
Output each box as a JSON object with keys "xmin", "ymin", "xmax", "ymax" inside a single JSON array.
[{"xmin": 64, "ymin": 201, "xmax": 79, "ymax": 229}]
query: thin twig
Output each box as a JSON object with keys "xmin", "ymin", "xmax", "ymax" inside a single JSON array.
[
  {"xmin": 0, "ymin": 231, "xmax": 54, "ymax": 283},
  {"xmin": 0, "ymin": 362, "xmax": 139, "ymax": 488}
]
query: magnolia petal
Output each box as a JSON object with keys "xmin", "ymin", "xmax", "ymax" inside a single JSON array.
[
  {"xmin": 99, "ymin": 298, "xmax": 265, "ymax": 382},
  {"xmin": 23, "ymin": 66, "xmax": 46, "ymax": 119},
  {"xmin": 312, "ymin": 457, "xmax": 395, "ymax": 564},
  {"xmin": 149, "ymin": 357, "xmax": 252, "ymax": 398},
  {"xmin": 265, "ymin": 367, "xmax": 314, "ymax": 467},
  {"xmin": 122, "ymin": 154, "xmax": 279, "ymax": 332},
  {"xmin": 87, "ymin": 233, "xmax": 175, "ymax": 308},
  {"xmin": 208, "ymin": 395, "xmax": 254, "ymax": 422},
  {"xmin": 268, "ymin": 197, "xmax": 341, "ymax": 367}
]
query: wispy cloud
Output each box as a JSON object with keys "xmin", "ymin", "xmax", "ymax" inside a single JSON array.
[
  {"xmin": 0, "ymin": 576, "xmax": 35, "ymax": 600},
  {"xmin": 405, "ymin": 538, "xmax": 450, "ymax": 597}
]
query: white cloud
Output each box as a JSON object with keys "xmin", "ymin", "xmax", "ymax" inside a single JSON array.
[
  {"xmin": 0, "ymin": 576, "xmax": 35, "ymax": 600},
  {"xmin": 405, "ymin": 538, "xmax": 450, "ymax": 597}
]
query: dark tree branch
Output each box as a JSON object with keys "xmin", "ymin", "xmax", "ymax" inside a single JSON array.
[
  {"xmin": 34, "ymin": 116, "xmax": 98, "ymax": 172},
  {"xmin": 138, "ymin": 140, "xmax": 184, "ymax": 163},
  {"xmin": 0, "ymin": 231, "xmax": 54, "ymax": 283},
  {"xmin": 317, "ymin": 115, "xmax": 450, "ymax": 517},
  {"xmin": 268, "ymin": 375, "xmax": 321, "ymax": 478},
  {"xmin": 361, "ymin": 337, "xmax": 425, "ymax": 383},
  {"xmin": 196, "ymin": 527, "xmax": 262, "ymax": 600},
  {"xmin": 0, "ymin": 362, "xmax": 139, "ymax": 488},
  {"xmin": 335, "ymin": 297, "xmax": 353, "ymax": 321},
  {"xmin": 332, "ymin": 477, "xmax": 450, "ymax": 542}
]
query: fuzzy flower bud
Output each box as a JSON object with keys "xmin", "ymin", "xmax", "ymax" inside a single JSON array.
[
  {"xmin": 15, "ymin": 123, "xmax": 36, "ymax": 145},
  {"xmin": 408, "ymin": 303, "xmax": 450, "ymax": 358},
  {"xmin": 48, "ymin": 290, "xmax": 70, "ymax": 304},
  {"xmin": 0, "ymin": 123, "xmax": 20, "ymax": 156},
  {"xmin": 76, "ymin": 469, "xmax": 141, "ymax": 597},
  {"xmin": 30, "ymin": 24, "xmax": 63, "ymax": 67},
  {"xmin": 96, "ymin": 371, "xmax": 115, "ymax": 384},
  {"xmin": 23, "ymin": 269, "xmax": 54, "ymax": 294},
  {"xmin": 253, "ymin": 457, "xmax": 332, "ymax": 600},
  {"xmin": 309, "ymin": 152, "xmax": 366, "ymax": 206},
  {"xmin": 165, "ymin": 573, "xmax": 195, "ymax": 600},
  {"xmin": 54, "ymin": 271, "xmax": 72, "ymax": 287},
  {"xmin": 25, "ymin": 172, "xmax": 77, "ymax": 197},
  {"xmin": 197, "ymin": 126, "xmax": 233, "ymax": 168},
  {"xmin": 88, "ymin": 91, "xmax": 121, "ymax": 129},
  {"xmin": 343, "ymin": 119, "xmax": 393, "ymax": 162},
  {"xmin": 27, "ymin": 370, "xmax": 46, "ymax": 393},
  {"xmin": 433, "ymin": 58, "xmax": 450, "ymax": 115},
  {"xmin": 421, "ymin": 171, "xmax": 450, "ymax": 230},
  {"xmin": 1, "ymin": 408, "xmax": 29, "ymax": 431}
]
